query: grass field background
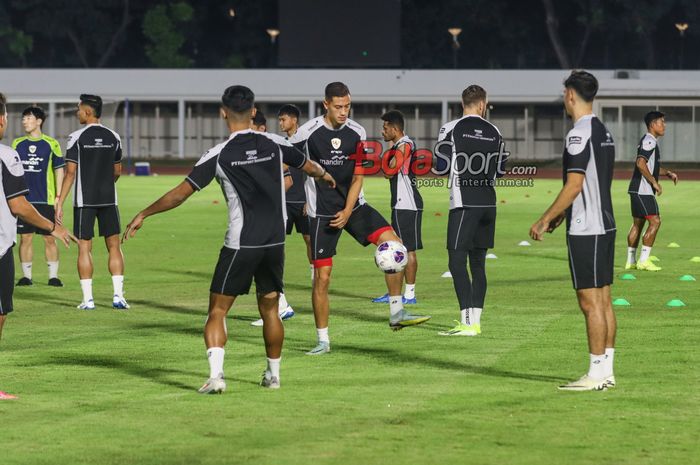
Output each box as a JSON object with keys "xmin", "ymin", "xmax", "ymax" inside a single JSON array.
[{"xmin": 1, "ymin": 175, "xmax": 698, "ymax": 465}]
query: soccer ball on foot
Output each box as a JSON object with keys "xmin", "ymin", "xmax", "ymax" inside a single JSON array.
[{"xmin": 374, "ymin": 241, "xmax": 408, "ymax": 274}]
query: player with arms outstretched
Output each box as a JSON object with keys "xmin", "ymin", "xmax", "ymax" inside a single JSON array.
[{"xmin": 123, "ymin": 85, "xmax": 335, "ymax": 392}]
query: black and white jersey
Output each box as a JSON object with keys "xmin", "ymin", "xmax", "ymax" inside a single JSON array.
[
  {"xmin": 65, "ymin": 124, "xmax": 122, "ymax": 207},
  {"xmin": 290, "ymin": 116, "xmax": 366, "ymax": 218},
  {"xmin": 286, "ymin": 166, "xmax": 306, "ymax": 204},
  {"xmin": 628, "ymin": 133, "xmax": 660, "ymax": 196},
  {"xmin": 438, "ymin": 115, "xmax": 505, "ymax": 209},
  {"xmin": 0, "ymin": 144, "xmax": 29, "ymax": 258},
  {"xmin": 563, "ymin": 114, "xmax": 616, "ymax": 236},
  {"xmin": 186, "ymin": 129, "xmax": 307, "ymax": 249},
  {"xmin": 389, "ymin": 135, "xmax": 423, "ymax": 211}
]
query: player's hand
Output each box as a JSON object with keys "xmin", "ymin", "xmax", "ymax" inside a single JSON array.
[
  {"xmin": 51, "ymin": 224, "xmax": 77, "ymax": 247},
  {"xmin": 667, "ymin": 171, "xmax": 678, "ymax": 185},
  {"xmin": 319, "ymin": 172, "xmax": 337, "ymax": 189},
  {"xmin": 55, "ymin": 205, "xmax": 63, "ymax": 225},
  {"xmin": 653, "ymin": 181, "xmax": 663, "ymax": 196},
  {"xmin": 547, "ymin": 213, "xmax": 565, "ymax": 233},
  {"xmin": 302, "ymin": 203, "xmax": 308, "ymax": 217},
  {"xmin": 330, "ymin": 209, "xmax": 350, "ymax": 229},
  {"xmin": 122, "ymin": 213, "xmax": 145, "ymax": 243},
  {"xmin": 529, "ymin": 218, "xmax": 548, "ymax": 241}
]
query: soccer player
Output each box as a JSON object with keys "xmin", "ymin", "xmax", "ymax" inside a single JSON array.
[
  {"xmin": 530, "ymin": 71, "xmax": 617, "ymax": 391},
  {"xmin": 625, "ymin": 111, "xmax": 678, "ymax": 271},
  {"xmin": 291, "ymin": 82, "xmax": 430, "ymax": 355},
  {"xmin": 12, "ymin": 106, "xmax": 66, "ymax": 287},
  {"xmin": 372, "ymin": 110, "xmax": 423, "ymax": 305},
  {"xmin": 435, "ymin": 86, "xmax": 507, "ymax": 337},
  {"xmin": 251, "ymin": 109, "xmax": 267, "ymax": 132},
  {"xmin": 56, "ymin": 94, "xmax": 128, "ymax": 310},
  {"xmin": 278, "ymin": 104, "xmax": 313, "ymax": 279},
  {"xmin": 123, "ymin": 85, "xmax": 335, "ymax": 392},
  {"xmin": 0, "ymin": 92, "xmax": 75, "ymax": 342}
]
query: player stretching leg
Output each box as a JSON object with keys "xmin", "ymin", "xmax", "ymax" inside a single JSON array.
[
  {"xmin": 530, "ymin": 71, "xmax": 617, "ymax": 391},
  {"xmin": 123, "ymin": 85, "xmax": 335, "ymax": 392},
  {"xmin": 626, "ymin": 111, "xmax": 678, "ymax": 271},
  {"xmin": 435, "ymin": 86, "xmax": 507, "ymax": 337},
  {"xmin": 371, "ymin": 110, "xmax": 423, "ymax": 305},
  {"xmin": 291, "ymin": 82, "xmax": 430, "ymax": 356},
  {"xmin": 56, "ymin": 95, "xmax": 128, "ymax": 310},
  {"xmin": 12, "ymin": 106, "xmax": 66, "ymax": 287}
]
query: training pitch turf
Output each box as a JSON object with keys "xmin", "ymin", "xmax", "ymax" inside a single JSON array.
[{"xmin": 1, "ymin": 175, "xmax": 698, "ymax": 465}]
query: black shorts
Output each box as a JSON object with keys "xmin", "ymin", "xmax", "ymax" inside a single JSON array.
[
  {"xmin": 74, "ymin": 206, "xmax": 121, "ymax": 240},
  {"xmin": 286, "ymin": 203, "xmax": 309, "ymax": 236},
  {"xmin": 309, "ymin": 204, "xmax": 391, "ymax": 260},
  {"xmin": 17, "ymin": 204, "xmax": 54, "ymax": 235},
  {"xmin": 391, "ymin": 209, "xmax": 423, "ymax": 251},
  {"xmin": 0, "ymin": 247, "xmax": 15, "ymax": 315},
  {"xmin": 567, "ymin": 231, "xmax": 615, "ymax": 290},
  {"xmin": 630, "ymin": 194, "xmax": 659, "ymax": 218},
  {"xmin": 447, "ymin": 207, "xmax": 496, "ymax": 251},
  {"xmin": 210, "ymin": 245, "xmax": 284, "ymax": 296}
]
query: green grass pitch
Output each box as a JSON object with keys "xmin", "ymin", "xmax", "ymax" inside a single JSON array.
[{"xmin": 1, "ymin": 175, "xmax": 699, "ymax": 465}]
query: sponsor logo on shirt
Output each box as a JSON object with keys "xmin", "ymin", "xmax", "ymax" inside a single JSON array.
[
  {"xmin": 230, "ymin": 152, "xmax": 276, "ymax": 166},
  {"xmin": 29, "ymin": 145, "xmax": 37, "ymax": 154},
  {"xmin": 568, "ymin": 136, "xmax": 582, "ymax": 145}
]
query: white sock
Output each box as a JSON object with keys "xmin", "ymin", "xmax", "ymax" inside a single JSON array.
[
  {"xmin": 588, "ymin": 353, "xmax": 607, "ymax": 380},
  {"xmin": 310, "ymin": 264, "xmax": 314, "ymax": 281},
  {"xmin": 47, "ymin": 261, "xmax": 59, "ymax": 279},
  {"xmin": 317, "ymin": 327, "xmax": 329, "ymax": 344},
  {"xmin": 472, "ymin": 307, "xmax": 483, "ymax": 326},
  {"xmin": 639, "ymin": 246, "xmax": 652, "ymax": 263},
  {"xmin": 21, "ymin": 262, "xmax": 32, "ymax": 280},
  {"xmin": 404, "ymin": 284, "xmax": 416, "ymax": 300},
  {"xmin": 389, "ymin": 295, "xmax": 403, "ymax": 318},
  {"xmin": 112, "ymin": 275, "xmax": 124, "ymax": 298},
  {"xmin": 80, "ymin": 279, "xmax": 93, "ymax": 303},
  {"xmin": 267, "ymin": 357, "xmax": 281, "ymax": 379},
  {"xmin": 604, "ymin": 347, "xmax": 615, "ymax": 377},
  {"xmin": 278, "ymin": 292, "xmax": 289, "ymax": 311},
  {"xmin": 206, "ymin": 347, "xmax": 225, "ymax": 378},
  {"xmin": 626, "ymin": 247, "xmax": 637, "ymax": 264},
  {"xmin": 460, "ymin": 308, "xmax": 468, "ymax": 325}
]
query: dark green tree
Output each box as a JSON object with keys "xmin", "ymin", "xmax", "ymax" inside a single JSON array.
[{"xmin": 142, "ymin": 2, "xmax": 194, "ymax": 68}]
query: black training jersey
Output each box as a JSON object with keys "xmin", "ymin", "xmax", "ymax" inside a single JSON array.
[
  {"xmin": 65, "ymin": 124, "xmax": 122, "ymax": 207},
  {"xmin": 286, "ymin": 166, "xmax": 306, "ymax": 203},
  {"xmin": 628, "ymin": 133, "xmax": 660, "ymax": 196},
  {"xmin": 290, "ymin": 116, "xmax": 366, "ymax": 218},
  {"xmin": 438, "ymin": 115, "xmax": 506, "ymax": 209},
  {"xmin": 563, "ymin": 114, "xmax": 616, "ymax": 236},
  {"xmin": 0, "ymin": 144, "xmax": 29, "ymax": 258},
  {"xmin": 186, "ymin": 129, "xmax": 307, "ymax": 249},
  {"xmin": 388, "ymin": 135, "xmax": 423, "ymax": 211}
]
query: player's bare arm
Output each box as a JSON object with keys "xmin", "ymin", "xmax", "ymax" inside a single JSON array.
[
  {"xmin": 7, "ymin": 195, "xmax": 76, "ymax": 246},
  {"xmin": 330, "ymin": 173, "xmax": 362, "ymax": 228},
  {"xmin": 636, "ymin": 157, "xmax": 662, "ymax": 195},
  {"xmin": 122, "ymin": 181, "xmax": 196, "ymax": 242},
  {"xmin": 300, "ymin": 159, "xmax": 336, "ymax": 189},
  {"xmin": 383, "ymin": 142, "xmax": 409, "ymax": 180},
  {"xmin": 659, "ymin": 166, "xmax": 678, "ymax": 185},
  {"xmin": 114, "ymin": 162, "xmax": 122, "ymax": 183},
  {"xmin": 56, "ymin": 161, "xmax": 77, "ymax": 224},
  {"xmin": 529, "ymin": 172, "xmax": 584, "ymax": 241}
]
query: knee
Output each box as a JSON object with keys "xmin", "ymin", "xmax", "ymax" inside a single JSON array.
[
  {"xmin": 314, "ymin": 271, "xmax": 331, "ymax": 289},
  {"xmin": 648, "ymin": 216, "xmax": 661, "ymax": 228}
]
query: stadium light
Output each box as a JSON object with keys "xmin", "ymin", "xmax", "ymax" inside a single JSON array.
[
  {"xmin": 675, "ymin": 23, "xmax": 689, "ymax": 69},
  {"xmin": 675, "ymin": 22, "xmax": 689, "ymax": 35},
  {"xmin": 228, "ymin": 8, "xmax": 235, "ymax": 17},
  {"xmin": 448, "ymin": 28, "xmax": 462, "ymax": 69},
  {"xmin": 266, "ymin": 28, "xmax": 281, "ymax": 44}
]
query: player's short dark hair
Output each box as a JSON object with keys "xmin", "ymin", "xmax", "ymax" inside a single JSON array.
[
  {"xmin": 381, "ymin": 110, "xmax": 404, "ymax": 132},
  {"xmin": 221, "ymin": 85, "xmax": 255, "ymax": 114},
  {"xmin": 461, "ymin": 85, "xmax": 487, "ymax": 107},
  {"xmin": 278, "ymin": 104, "xmax": 300, "ymax": 119},
  {"xmin": 644, "ymin": 111, "xmax": 665, "ymax": 129},
  {"xmin": 22, "ymin": 106, "xmax": 47, "ymax": 126},
  {"xmin": 0, "ymin": 92, "xmax": 6, "ymax": 115},
  {"xmin": 325, "ymin": 82, "xmax": 350, "ymax": 101},
  {"xmin": 564, "ymin": 70, "xmax": 598, "ymax": 102},
  {"xmin": 79, "ymin": 94, "xmax": 103, "ymax": 118},
  {"xmin": 252, "ymin": 108, "xmax": 266, "ymax": 127}
]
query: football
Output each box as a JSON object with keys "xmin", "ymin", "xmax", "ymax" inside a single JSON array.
[{"xmin": 374, "ymin": 241, "xmax": 408, "ymax": 273}]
